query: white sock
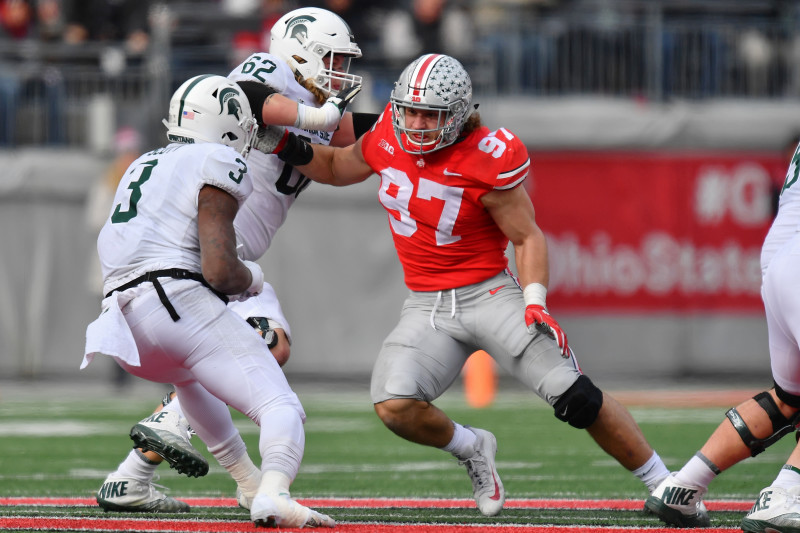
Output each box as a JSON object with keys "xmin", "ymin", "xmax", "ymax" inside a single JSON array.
[
  {"xmin": 258, "ymin": 470, "xmax": 292, "ymax": 497},
  {"xmin": 674, "ymin": 452, "xmax": 719, "ymax": 489},
  {"xmin": 772, "ymin": 464, "xmax": 800, "ymax": 490},
  {"xmin": 208, "ymin": 433, "xmax": 260, "ymax": 495},
  {"xmin": 113, "ymin": 449, "xmax": 159, "ymax": 482},
  {"xmin": 441, "ymin": 422, "xmax": 478, "ymax": 460},
  {"xmin": 632, "ymin": 451, "xmax": 670, "ymax": 493}
]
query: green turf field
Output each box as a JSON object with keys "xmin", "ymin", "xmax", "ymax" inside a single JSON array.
[{"xmin": 0, "ymin": 379, "xmax": 791, "ymax": 529}]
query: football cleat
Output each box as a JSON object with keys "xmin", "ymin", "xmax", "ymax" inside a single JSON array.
[
  {"xmin": 250, "ymin": 493, "xmax": 335, "ymax": 528},
  {"xmin": 457, "ymin": 427, "xmax": 505, "ymax": 516},
  {"xmin": 644, "ymin": 473, "xmax": 710, "ymax": 528},
  {"xmin": 236, "ymin": 487, "xmax": 255, "ymax": 510},
  {"xmin": 129, "ymin": 410, "xmax": 208, "ymax": 478},
  {"xmin": 96, "ymin": 474, "xmax": 189, "ymax": 513},
  {"xmin": 741, "ymin": 485, "xmax": 800, "ymax": 533}
]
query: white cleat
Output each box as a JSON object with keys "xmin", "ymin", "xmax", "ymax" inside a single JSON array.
[
  {"xmin": 458, "ymin": 427, "xmax": 505, "ymax": 516},
  {"xmin": 741, "ymin": 485, "xmax": 800, "ymax": 533},
  {"xmin": 129, "ymin": 410, "xmax": 208, "ymax": 478},
  {"xmin": 96, "ymin": 474, "xmax": 189, "ymax": 513},
  {"xmin": 644, "ymin": 473, "xmax": 710, "ymax": 528},
  {"xmin": 236, "ymin": 487, "xmax": 255, "ymax": 510},
  {"xmin": 250, "ymin": 493, "xmax": 335, "ymax": 528}
]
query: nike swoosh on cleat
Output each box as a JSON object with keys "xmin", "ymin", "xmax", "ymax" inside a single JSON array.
[
  {"xmin": 489, "ymin": 286, "xmax": 504, "ymax": 295},
  {"xmin": 490, "ymin": 473, "xmax": 501, "ymax": 501}
]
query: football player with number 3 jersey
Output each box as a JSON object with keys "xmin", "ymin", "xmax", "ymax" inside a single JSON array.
[
  {"xmin": 83, "ymin": 73, "xmax": 336, "ymax": 528},
  {"xmin": 262, "ymin": 53, "xmax": 670, "ymax": 516},
  {"xmin": 88, "ymin": 7, "xmax": 374, "ymax": 528}
]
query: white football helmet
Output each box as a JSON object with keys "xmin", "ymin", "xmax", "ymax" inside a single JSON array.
[
  {"xmin": 269, "ymin": 7, "xmax": 362, "ymax": 95},
  {"xmin": 163, "ymin": 74, "xmax": 258, "ymax": 157},
  {"xmin": 390, "ymin": 54, "xmax": 473, "ymax": 155}
]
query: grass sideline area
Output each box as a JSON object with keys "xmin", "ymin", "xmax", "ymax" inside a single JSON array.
[{"xmin": 0, "ymin": 376, "xmax": 785, "ymax": 530}]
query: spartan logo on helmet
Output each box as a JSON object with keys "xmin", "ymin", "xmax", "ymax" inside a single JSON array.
[
  {"xmin": 217, "ymin": 87, "xmax": 243, "ymax": 121},
  {"xmin": 283, "ymin": 15, "xmax": 315, "ymax": 43}
]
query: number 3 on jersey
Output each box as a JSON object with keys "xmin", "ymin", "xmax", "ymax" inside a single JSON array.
[{"xmin": 111, "ymin": 159, "xmax": 157, "ymax": 223}]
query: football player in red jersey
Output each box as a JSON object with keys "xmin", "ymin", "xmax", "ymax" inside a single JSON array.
[{"xmin": 261, "ymin": 53, "xmax": 671, "ymax": 517}]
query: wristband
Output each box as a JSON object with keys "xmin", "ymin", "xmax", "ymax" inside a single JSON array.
[
  {"xmin": 294, "ymin": 102, "xmax": 341, "ymax": 131},
  {"xmin": 523, "ymin": 283, "xmax": 547, "ymax": 308},
  {"xmin": 242, "ymin": 260, "xmax": 263, "ymax": 295},
  {"xmin": 277, "ymin": 132, "xmax": 314, "ymax": 167}
]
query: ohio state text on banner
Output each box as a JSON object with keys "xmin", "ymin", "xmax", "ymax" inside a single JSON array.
[{"xmin": 529, "ymin": 150, "xmax": 786, "ymax": 313}]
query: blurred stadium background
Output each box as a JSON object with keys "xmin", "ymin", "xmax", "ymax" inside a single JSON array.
[{"xmin": 1, "ymin": 0, "xmax": 798, "ymax": 390}]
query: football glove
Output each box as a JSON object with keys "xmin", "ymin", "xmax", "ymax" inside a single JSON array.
[
  {"xmin": 325, "ymin": 84, "xmax": 362, "ymax": 116},
  {"xmin": 525, "ymin": 304, "xmax": 570, "ymax": 358},
  {"xmin": 252, "ymin": 126, "xmax": 314, "ymax": 168},
  {"xmin": 252, "ymin": 124, "xmax": 289, "ymax": 155},
  {"xmin": 245, "ymin": 316, "xmax": 279, "ymax": 349}
]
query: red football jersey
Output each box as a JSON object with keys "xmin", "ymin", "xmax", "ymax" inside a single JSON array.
[{"xmin": 361, "ymin": 104, "xmax": 531, "ymax": 291}]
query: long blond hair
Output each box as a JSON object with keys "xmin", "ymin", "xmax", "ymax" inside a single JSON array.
[{"xmin": 297, "ymin": 75, "xmax": 328, "ymax": 105}]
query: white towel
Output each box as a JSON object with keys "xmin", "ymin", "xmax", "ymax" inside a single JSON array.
[{"xmin": 81, "ymin": 291, "xmax": 140, "ymax": 369}]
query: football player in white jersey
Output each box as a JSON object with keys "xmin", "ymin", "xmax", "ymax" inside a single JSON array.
[
  {"xmin": 646, "ymin": 143, "xmax": 800, "ymax": 531},
  {"xmin": 256, "ymin": 53, "xmax": 671, "ymax": 518},
  {"xmin": 83, "ymin": 73, "xmax": 338, "ymax": 528},
  {"xmin": 91, "ymin": 7, "xmax": 376, "ymax": 521}
]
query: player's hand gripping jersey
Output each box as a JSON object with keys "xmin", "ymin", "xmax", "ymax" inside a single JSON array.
[
  {"xmin": 228, "ymin": 53, "xmax": 337, "ymax": 260},
  {"xmin": 97, "ymin": 142, "xmax": 252, "ymax": 295},
  {"xmin": 361, "ymin": 105, "xmax": 531, "ymax": 291}
]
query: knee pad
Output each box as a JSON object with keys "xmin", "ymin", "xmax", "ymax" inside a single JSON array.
[
  {"xmin": 726, "ymin": 389, "xmax": 800, "ymax": 457},
  {"xmin": 553, "ymin": 375, "xmax": 604, "ymax": 429}
]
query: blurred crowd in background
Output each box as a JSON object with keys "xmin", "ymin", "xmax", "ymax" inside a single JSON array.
[{"xmin": 1, "ymin": 0, "xmax": 800, "ymax": 149}]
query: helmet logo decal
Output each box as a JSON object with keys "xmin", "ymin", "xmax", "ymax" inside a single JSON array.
[
  {"xmin": 283, "ymin": 15, "xmax": 316, "ymax": 42},
  {"xmin": 218, "ymin": 87, "xmax": 243, "ymax": 120}
]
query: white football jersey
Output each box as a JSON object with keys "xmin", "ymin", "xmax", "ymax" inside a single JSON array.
[
  {"xmin": 97, "ymin": 142, "xmax": 252, "ymax": 295},
  {"xmin": 227, "ymin": 53, "xmax": 336, "ymax": 260},
  {"xmin": 762, "ymin": 142, "xmax": 800, "ymax": 275}
]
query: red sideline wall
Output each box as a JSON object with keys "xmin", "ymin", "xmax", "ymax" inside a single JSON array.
[{"xmin": 529, "ymin": 150, "xmax": 786, "ymax": 313}]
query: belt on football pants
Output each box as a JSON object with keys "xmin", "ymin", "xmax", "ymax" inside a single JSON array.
[{"xmin": 105, "ymin": 268, "xmax": 229, "ymax": 321}]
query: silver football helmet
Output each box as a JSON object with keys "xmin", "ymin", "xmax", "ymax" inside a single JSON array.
[
  {"xmin": 163, "ymin": 74, "xmax": 258, "ymax": 157},
  {"xmin": 269, "ymin": 7, "xmax": 362, "ymax": 95},
  {"xmin": 390, "ymin": 54, "xmax": 473, "ymax": 155}
]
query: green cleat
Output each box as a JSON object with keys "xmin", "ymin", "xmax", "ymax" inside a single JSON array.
[{"xmin": 129, "ymin": 410, "xmax": 208, "ymax": 478}]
